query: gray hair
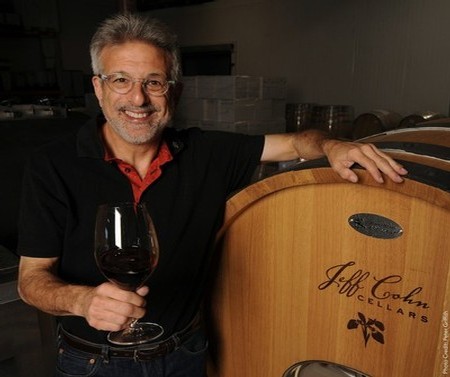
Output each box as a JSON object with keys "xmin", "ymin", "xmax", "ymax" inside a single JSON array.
[{"xmin": 90, "ymin": 13, "xmax": 181, "ymax": 82}]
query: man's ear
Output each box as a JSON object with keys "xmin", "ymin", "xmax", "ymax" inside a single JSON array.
[{"xmin": 91, "ymin": 75, "xmax": 103, "ymax": 106}]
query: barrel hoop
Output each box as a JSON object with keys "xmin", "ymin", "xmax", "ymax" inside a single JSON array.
[
  {"xmin": 290, "ymin": 157, "xmax": 450, "ymax": 192},
  {"xmin": 371, "ymin": 141, "xmax": 450, "ymax": 160},
  {"xmin": 398, "ymin": 160, "xmax": 450, "ymax": 192}
]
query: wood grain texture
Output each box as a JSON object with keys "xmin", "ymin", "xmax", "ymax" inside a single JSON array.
[{"xmin": 208, "ymin": 128, "xmax": 450, "ymax": 376}]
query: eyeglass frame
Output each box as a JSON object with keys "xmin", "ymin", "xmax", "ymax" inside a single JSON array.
[{"xmin": 97, "ymin": 73, "xmax": 176, "ymax": 97}]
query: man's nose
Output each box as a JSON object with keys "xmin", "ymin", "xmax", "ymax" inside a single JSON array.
[{"xmin": 128, "ymin": 81, "xmax": 151, "ymax": 105}]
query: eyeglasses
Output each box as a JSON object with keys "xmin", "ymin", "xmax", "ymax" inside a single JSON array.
[{"xmin": 98, "ymin": 73, "xmax": 175, "ymax": 96}]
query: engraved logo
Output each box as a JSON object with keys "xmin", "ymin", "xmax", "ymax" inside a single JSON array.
[
  {"xmin": 318, "ymin": 261, "xmax": 429, "ymax": 324},
  {"xmin": 348, "ymin": 213, "xmax": 403, "ymax": 239},
  {"xmin": 347, "ymin": 312, "xmax": 385, "ymax": 347}
]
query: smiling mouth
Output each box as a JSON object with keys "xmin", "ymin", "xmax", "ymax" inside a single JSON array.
[{"xmin": 124, "ymin": 110, "xmax": 152, "ymax": 119}]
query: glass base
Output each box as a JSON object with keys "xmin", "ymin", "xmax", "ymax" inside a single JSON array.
[{"xmin": 107, "ymin": 322, "xmax": 164, "ymax": 346}]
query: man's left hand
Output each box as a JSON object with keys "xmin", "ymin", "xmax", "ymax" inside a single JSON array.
[{"xmin": 322, "ymin": 140, "xmax": 408, "ymax": 183}]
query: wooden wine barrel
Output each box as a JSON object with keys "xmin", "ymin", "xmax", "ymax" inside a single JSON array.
[
  {"xmin": 398, "ymin": 111, "xmax": 446, "ymax": 129},
  {"xmin": 207, "ymin": 127, "xmax": 450, "ymax": 377},
  {"xmin": 352, "ymin": 110, "xmax": 402, "ymax": 140}
]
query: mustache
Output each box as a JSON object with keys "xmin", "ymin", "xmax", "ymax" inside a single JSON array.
[{"xmin": 119, "ymin": 105, "xmax": 159, "ymax": 112}]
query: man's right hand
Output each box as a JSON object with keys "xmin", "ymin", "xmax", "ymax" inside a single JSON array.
[
  {"xmin": 83, "ymin": 282, "xmax": 149, "ymax": 331},
  {"xmin": 18, "ymin": 256, "xmax": 150, "ymax": 332}
]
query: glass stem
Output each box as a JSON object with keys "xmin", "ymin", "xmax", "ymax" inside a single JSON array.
[{"xmin": 129, "ymin": 318, "xmax": 139, "ymax": 329}]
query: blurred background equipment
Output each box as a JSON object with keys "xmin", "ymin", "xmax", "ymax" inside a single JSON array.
[{"xmin": 352, "ymin": 110, "xmax": 402, "ymax": 140}]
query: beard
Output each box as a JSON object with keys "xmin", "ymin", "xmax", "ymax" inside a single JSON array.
[{"xmin": 104, "ymin": 104, "xmax": 170, "ymax": 145}]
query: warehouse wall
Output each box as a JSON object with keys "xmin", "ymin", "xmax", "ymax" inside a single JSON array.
[
  {"xmin": 146, "ymin": 0, "xmax": 450, "ymax": 117},
  {"xmin": 36, "ymin": 0, "xmax": 450, "ymax": 117}
]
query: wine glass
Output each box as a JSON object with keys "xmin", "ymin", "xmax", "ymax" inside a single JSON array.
[{"xmin": 94, "ymin": 202, "xmax": 163, "ymax": 345}]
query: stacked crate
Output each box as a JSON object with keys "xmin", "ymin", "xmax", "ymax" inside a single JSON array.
[{"xmin": 174, "ymin": 75, "xmax": 287, "ymax": 135}]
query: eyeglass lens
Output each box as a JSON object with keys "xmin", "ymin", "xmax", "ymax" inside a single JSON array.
[{"xmin": 103, "ymin": 74, "xmax": 169, "ymax": 95}]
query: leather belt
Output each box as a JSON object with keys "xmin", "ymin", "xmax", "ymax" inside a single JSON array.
[{"xmin": 59, "ymin": 315, "xmax": 201, "ymax": 361}]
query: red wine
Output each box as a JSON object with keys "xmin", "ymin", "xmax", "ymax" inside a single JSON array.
[{"xmin": 97, "ymin": 247, "xmax": 156, "ymax": 291}]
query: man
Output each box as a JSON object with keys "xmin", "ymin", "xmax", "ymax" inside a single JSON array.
[{"xmin": 17, "ymin": 13, "xmax": 407, "ymax": 377}]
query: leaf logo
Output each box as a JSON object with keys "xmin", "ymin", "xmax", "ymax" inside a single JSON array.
[{"xmin": 347, "ymin": 312, "xmax": 385, "ymax": 347}]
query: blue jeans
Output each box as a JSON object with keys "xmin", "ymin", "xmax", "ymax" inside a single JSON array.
[{"xmin": 55, "ymin": 329, "xmax": 208, "ymax": 377}]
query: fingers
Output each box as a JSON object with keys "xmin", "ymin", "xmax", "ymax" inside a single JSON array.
[
  {"xmin": 348, "ymin": 143, "xmax": 407, "ymax": 183},
  {"xmin": 87, "ymin": 298, "xmax": 140, "ymax": 331},
  {"xmin": 329, "ymin": 142, "xmax": 408, "ymax": 184},
  {"xmin": 335, "ymin": 164, "xmax": 359, "ymax": 183},
  {"xmin": 136, "ymin": 285, "xmax": 149, "ymax": 297},
  {"xmin": 328, "ymin": 142, "xmax": 408, "ymax": 183},
  {"xmin": 85, "ymin": 282, "xmax": 147, "ymax": 331},
  {"xmin": 97, "ymin": 282, "xmax": 147, "ymax": 306}
]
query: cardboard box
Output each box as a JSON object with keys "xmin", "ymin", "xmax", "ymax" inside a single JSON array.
[{"xmin": 259, "ymin": 77, "xmax": 287, "ymax": 99}]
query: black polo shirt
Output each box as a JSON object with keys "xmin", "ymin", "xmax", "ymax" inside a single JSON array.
[{"xmin": 17, "ymin": 117, "xmax": 264, "ymax": 343}]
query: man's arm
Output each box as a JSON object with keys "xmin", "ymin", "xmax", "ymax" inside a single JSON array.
[
  {"xmin": 18, "ymin": 256, "xmax": 148, "ymax": 332},
  {"xmin": 261, "ymin": 129, "xmax": 407, "ymax": 183}
]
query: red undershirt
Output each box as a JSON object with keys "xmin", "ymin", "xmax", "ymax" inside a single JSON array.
[{"xmin": 105, "ymin": 141, "xmax": 173, "ymax": 203}]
